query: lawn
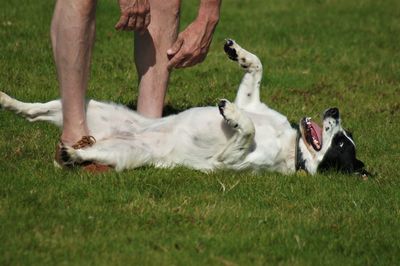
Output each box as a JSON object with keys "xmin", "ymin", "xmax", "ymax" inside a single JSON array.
[{"xmin": 1, "ymin": 0, "xmax": 399, "ymax": 265}]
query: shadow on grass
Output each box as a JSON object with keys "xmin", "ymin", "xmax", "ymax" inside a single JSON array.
[{"xmin": 126, "ymin": 101, "xmax": 217, "ymax": 116}]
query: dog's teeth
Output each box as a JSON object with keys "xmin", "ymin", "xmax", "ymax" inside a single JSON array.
[{"xmin": 312, "ymin": 137, "xmax": 321, "ymax": 149}]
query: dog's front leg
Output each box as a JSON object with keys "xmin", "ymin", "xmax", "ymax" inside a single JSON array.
[
  {"xmin": 214, "ymin": 99, "xmax": 255, "ymax": 166},
  {"xmin": 224, "ymin": 40, "xmax": 263, "ymax": 110}
]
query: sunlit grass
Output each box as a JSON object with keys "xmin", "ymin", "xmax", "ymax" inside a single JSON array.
[{"xmin": 0, "ymin": 0, "xmax": 399, "ymax": 265}]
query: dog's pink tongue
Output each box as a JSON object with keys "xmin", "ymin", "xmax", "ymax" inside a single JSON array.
[{"xmin": 310, "ymin": 121, "xmax": 322, "ymax": 143}]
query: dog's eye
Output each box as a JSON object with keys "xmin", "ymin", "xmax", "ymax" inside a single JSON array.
[{"xmin": 339, "ymin": 142, "xmax": 344, "ymax": 148}]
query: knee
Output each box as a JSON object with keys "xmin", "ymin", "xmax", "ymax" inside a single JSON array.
[
  {"xmin": 73, "ymin": 0, "xmax": 97, "ymax": 18},
  {"xmin": 145, "ymin": 0, "xmax": 180, "ymax": 43},
  {"xmin": 152, "ymin": 0, "xmax": 180, "ymax": 18},
  {"xmin": 52, "ymin": 0, "xmax": 97, "ymax": 23},
  {"xmin": 51, "ymin": 0, "xmax": 96, "ymax": 39}
]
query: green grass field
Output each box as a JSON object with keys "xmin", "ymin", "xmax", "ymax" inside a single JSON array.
[{"xmin": 1, "ymin": 0, "xmax": 399, "ymax": 265}]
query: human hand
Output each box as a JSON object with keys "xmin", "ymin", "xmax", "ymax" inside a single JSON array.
[
  {"xmin": 167, "ymin": 17, "xmax": 218, "ymax": 69},
  {"xmin": 115, "ymin": 0, "xmax": 150, "ymax": 32}
]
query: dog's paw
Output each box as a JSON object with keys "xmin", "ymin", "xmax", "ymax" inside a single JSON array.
[
  {"xmin": 223, "ymin": 39, "xmax": 262, "ymax": 72},
  {"xmin": 0, "ymin": 91, "xmax": 11, "ymax": 108},
  {"xmin": 218, "ymin": 99, "xmax": 240, "ymax": 129},
  {"xmin": 57, "ymin": 145, "xmax": 82, "ymax": 167},
  {"xmin": 224, "ymin": 39, "xmax": 239, "ymax": 61},
  {"xmin": 64, "ymin": 145, "xmax": 82, "ymax": 163}
]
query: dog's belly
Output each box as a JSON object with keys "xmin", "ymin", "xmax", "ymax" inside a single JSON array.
[
  {"xmin": 246, "ymin": 126, "xmax": 297, "ymax": 173},
  {"xmin": 87, "ymin": 103, "xmax": 296, "ymax": 172},
  {"xmin": 147, "ymin": 106, "xmax": 296, "ymax": 172},
  {"xmin": 152, "ymin": 107, "xmax": 235, "ymax": 170}
]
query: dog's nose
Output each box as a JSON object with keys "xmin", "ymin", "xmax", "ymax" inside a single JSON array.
[{"xmin": 324, "ymin": 107, "xmax": 339, "ymax": 119}]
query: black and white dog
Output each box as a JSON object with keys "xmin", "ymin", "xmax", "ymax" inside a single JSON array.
[{"xmin": 0, "ymin": 40, "xmax": 368, "ymax": 176}]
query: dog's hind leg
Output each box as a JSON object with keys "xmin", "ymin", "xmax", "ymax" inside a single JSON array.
[
  {"xmin": 65, "ymin": 138, "xmax": 153, "ymax": 171},
  {"xmin": 0, "ymin": 91, "xmax": 63, "ymax": 126},
  {"xmin": 215, "ymin": 99, "xmax": 255, "ymax": 166},
  {"xmin": 224, "ymin": 39, "xmax": 263, "ymax": 110}
]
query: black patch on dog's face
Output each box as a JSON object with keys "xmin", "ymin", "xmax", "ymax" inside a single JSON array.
[{"xmin": 318, "ymin": 131, "xmax": 365, "ymax": 174}]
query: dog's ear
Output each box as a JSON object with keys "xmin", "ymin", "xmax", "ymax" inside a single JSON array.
[{"xmin": 345, "ymin": 129, "xmax": 353, "ymax": 140}]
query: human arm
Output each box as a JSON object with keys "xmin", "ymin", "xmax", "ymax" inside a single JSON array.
[{"xmin": 167, "ymin": 0, "xmax": 221, "ymax": 69}]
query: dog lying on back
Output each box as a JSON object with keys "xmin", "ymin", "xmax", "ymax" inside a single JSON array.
[{"xmin": 0, "ymin": 40, "xmax": 369, "ymax": 176}]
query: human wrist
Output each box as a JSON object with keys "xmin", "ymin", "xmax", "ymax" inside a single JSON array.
[{"xmin": 197, "ymin": 0, "xmax": 221, "ymax": 25}]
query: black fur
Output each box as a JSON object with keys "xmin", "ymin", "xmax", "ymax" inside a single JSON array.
[
  {"xmin": 224, "ymin": 40, "xmax": 238, "ymax": 61},
  {"xmin": 318, "ymin": 132, "xmax": 365, "ymax": 174}
]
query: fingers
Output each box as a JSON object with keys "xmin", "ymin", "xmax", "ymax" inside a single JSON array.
[
  {"xmin": 177, "ymin": 55, "xmax": 206, "ymax": 68},
  {"xmin": 167, "ymin": 37, "xmax": 206, "ymax": 69},
  {"xmin": 133, "ymin": 11, "xmax": 150, "ymax": 33},
  {"xmin": 168, "ymin": 50, "xmax": 206, "ymax": 70},
  {"xmin": 115, "ymin": 14, "xmax": 129, "ymax": 30},
  {"xmin": 115, "ymin": 12, "xmax": 150, "ymax": 32},
  {"xmin": 115, "ymin": 1, "xmax": 150, "ymax": 32},
  {"xmin": 167, "ymin": 38, "xmax": 183, "ymax": 58},
  {"xmin": 167, "ymin": 38, "xmax": 184, "ymax": 70},
  {"xmin": 143, "ymin": 11, "xmax": 150, "ymax": 30},
  {"xmin": 167, "ymin": 20, "xmax": 213, "ymax": 70},
  {"xmin": 171, "ymin": 55, "xmax": 190, "ymax": 69},
  {"xmin": 127, "ymin": 16, "xmax": 137, "ymax": 30},
  {"xmin": 167, "ymin": 42, "xmax": 207, "ymax": 70}
]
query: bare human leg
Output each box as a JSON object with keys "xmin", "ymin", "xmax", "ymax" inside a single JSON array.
[
  {"xmin": 51, "ymin": 0, "xmax": 97, "ymax": 145},
  {"xmin": 134, "ymin": 0, "xmax": 181, "ymax": 118}
]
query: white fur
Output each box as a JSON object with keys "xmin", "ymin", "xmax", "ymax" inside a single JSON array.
[{"xmin": 0, "ymin": 40, "xmax": 344, "ymax": 174}]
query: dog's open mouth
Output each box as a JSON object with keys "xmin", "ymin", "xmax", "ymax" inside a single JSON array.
[{"xmin": 301, "ymin": 117, "xmax": 322, "ymax": 151}]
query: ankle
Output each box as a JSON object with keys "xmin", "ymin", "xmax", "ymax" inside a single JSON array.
[{"xmin": 60, "ymin": 132, "xmax": 88, "ymax": 146}]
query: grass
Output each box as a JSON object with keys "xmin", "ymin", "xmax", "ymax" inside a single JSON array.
[{"xmin": 1, "ymin": 0, "xmax": 400, "ymax": 265}]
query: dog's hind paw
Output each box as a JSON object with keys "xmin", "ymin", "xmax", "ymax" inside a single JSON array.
[
  {"xmin": 56, "ymin": 145, "xmax": 82, "ymax": 168},
  {"xmin": 0, "ymin": 91, "xmax": 11, "ymax": 108},
  {"xmin": 64, "ymin": 145, "xmax": 82, "ymax": 164}
]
